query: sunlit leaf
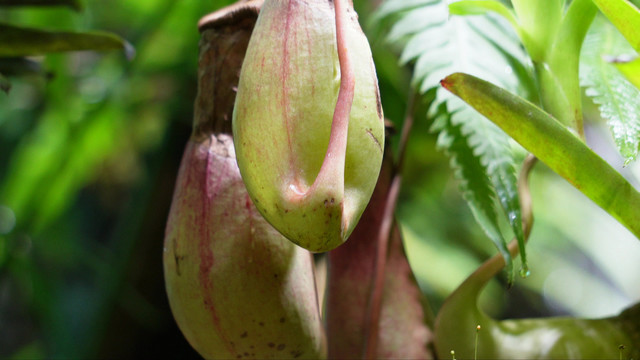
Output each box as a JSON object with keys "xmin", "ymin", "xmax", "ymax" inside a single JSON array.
[
  {"xmin": 0, "ymin": 0, "xmax": 81, "ymax": 11},
  {"xmin": 393, "ymin": 0, "xmax": 528, "ymax": 88},
  {"xmin": 591, "ymin": 0, "xmax": 640, "ymax": 51},
  {"xmin": 0, "ymin": 24, "xmax": 134, "ymax": 59},
  {"xmin": 580, "ymin": 17, "xmax": 640, "ymax": 164},
  {"xmin": 385, "ymin": 5, "xmax": 437, "ymax": 43},
  {"xmin": 612, "ymin": 57, "xmax": 640, "ymax": 90},
  {"xmin": 442, "ymin": 72, "xmax": 640, "ymax": 240}
]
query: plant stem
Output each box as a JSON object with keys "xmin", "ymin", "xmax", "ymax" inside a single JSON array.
[
  {"xmin": 475, "ymin": 325, "xmax": 480, "ymax": 360},
  {"xmin": 396, "ymin": 90, "xmax": 418, "ymax": 173},
  {"xmin": 362, "ymin": 88, "xmax": 417, "ymax": 359},
  {"xmin": 511, "ymin": 0, "xmax": 563, "ymax": 61},
  {"xmin": 535, "ymin": 0, "xmax": 596, "ymax": 137}
]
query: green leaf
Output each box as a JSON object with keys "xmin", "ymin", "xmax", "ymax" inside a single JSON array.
[
  {"xmin": 442, "ymin": 72, "xmax": 640, "ymax": 240},
  {"xmin": 612, "ymin": 57, "xmax": 640, "ymax": 89},
  {"xmin": 580, "ymin": 17, "xmax": 640, "ymax": 164},
  {"xmin": 591, "ymin": 0, "xmax": 640, "ymax": 51},
  {"xmin": 432, "ymin": 102, "xmax": 514, "ymax": 284},
  {"xmin": 0, "ymin": 24, "xmax": 134, "ymax": 59},
  {"xmin": 448, "ymin": 0, "xmax": 519, "ymax": 30},
  {"xmin": 0, "ymin": 72, "xmax": 10, "ymax": 93},
  {"xmin": 0, "ymin": 0, "xmax": 81, "ymax": 11}
]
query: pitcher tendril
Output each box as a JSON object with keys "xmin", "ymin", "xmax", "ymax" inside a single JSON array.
[{"xmin": 300, "ymin": 0, "xmax": 354, "ymax": 231}]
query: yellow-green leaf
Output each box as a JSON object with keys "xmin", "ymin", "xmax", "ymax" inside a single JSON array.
[
  {"xmin": 613, "ymin": 57, "xmax": 640, "ymax": 89},
  {"xmin": 591, "ymin": 0, "xmax": 640, "ymax": 51},
  {"xmin": 441, "ymin": 72, "xmax": 640, "ymax": 240}
]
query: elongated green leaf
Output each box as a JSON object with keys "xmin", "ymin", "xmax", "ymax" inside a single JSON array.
[
  {"xmin": 580, "ymin": 17, "xmax": 640, "ymax": 164},
  {"xmin": 613, "ymin": 57, "xmax": 640, "ymax": 89},
  {"xmin": 432, "ymin": 103, "xmax": 514, "ymax": 284},
  {"xmin": 0, "ymin": 72, "xmax": 10, "ymax": 93},
  {"xmin": 591, "ymin": 0, "xmax": 640, "ymax": 51},
  {"xmin": 442, "ymin": 72, "xmax": 640, "ymax": 240},
  {"xmin": 0, "ymin": 24, "xmax": 134, "ymax": 59},
  {"xmin": 448, "ymin": 0, "xmax": 518, "ymax": 30},
  {"xmin": 0, "ymin": 0, "xmax": 81, "ymax": 10}
]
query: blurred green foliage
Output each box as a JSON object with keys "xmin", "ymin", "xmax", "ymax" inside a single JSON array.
[
  {"xmin": 0, "ymin": 0, "xmax": 639, "ymax": 359},
  {"xmin": 0, "ymin": 0, "xmax": 233, "ymax": 357}
]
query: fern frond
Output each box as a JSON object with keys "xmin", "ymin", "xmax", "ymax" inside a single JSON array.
[
  {"xmin": 375, "ymin": 0, "xmax": 530, "ymax": 276},
  {"xmin": 432, "ymin": 102, "xmax": 513, "ymax": 283},
  {"xmin": 580, "ymin": 17, "xmax": 640, "ymax": 165},
  {"xmin": 373, "ymin": 0, "xmax": 438, "ymax": 21}
]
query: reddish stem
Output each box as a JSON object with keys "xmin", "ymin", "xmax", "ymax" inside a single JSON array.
[
  {"xmin": 363, "ymin": 89, "xmax": 417, "ymax": 358},
  {"xmin": 396, "ymin": 91, "xmax": 418, "ymax": 173},
  {"xmin": 362, "ymin": 173, "xmax": 401, "ymax": 359}
]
